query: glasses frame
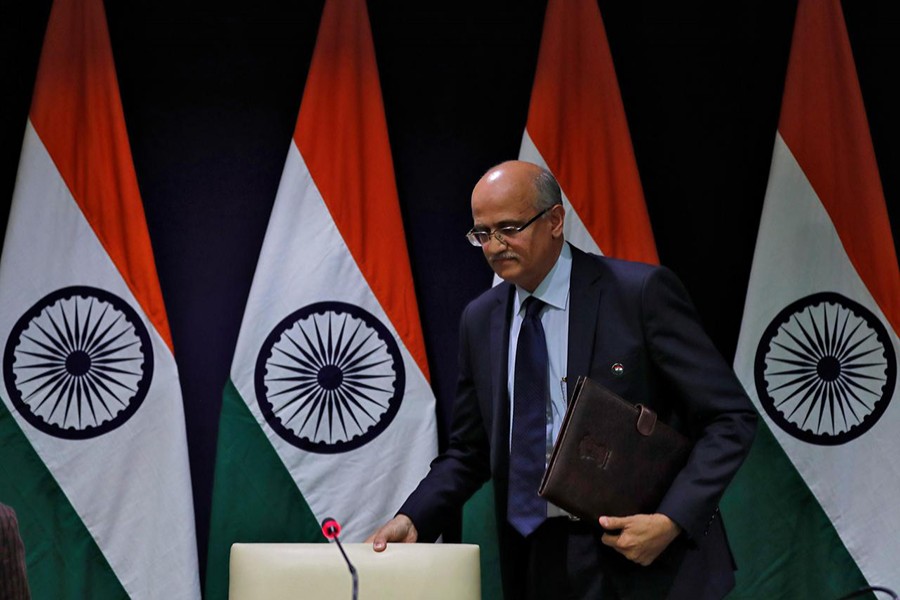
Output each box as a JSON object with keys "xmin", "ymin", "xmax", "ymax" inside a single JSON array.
[{"xmin": 465, "ymin": 205, "xmax": 555, "ymax": 247}]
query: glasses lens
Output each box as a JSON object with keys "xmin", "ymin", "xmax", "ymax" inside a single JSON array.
[{"xmin": 467, "ymin": 231, "xmax": 487, "ymax": 246}]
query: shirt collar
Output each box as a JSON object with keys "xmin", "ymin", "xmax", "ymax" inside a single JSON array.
[{"xmin": 514, "ymin": 242, "xmax": 572, "ymax": 315}]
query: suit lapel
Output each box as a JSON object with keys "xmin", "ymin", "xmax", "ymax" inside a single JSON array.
[
  {"xmin": 489, "ymin": 283, "xmax": 514, "ymax": 478},
  {"xmin": 567, "ymin": 246, "xmax": 604, "ymax": 395}
]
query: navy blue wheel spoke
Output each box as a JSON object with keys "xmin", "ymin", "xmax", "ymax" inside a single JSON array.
[
  {"xmin": 282, "ymin": 331, "xmax": 323, "ymax": 371},
  {"xmin": 83, "ymin": 375, "xmax": 113, "ymax": 419},
  {"xmin": 277, "ymin": 392, "xmax": 317, "ymax": 429},
  {"xmin": 841, "ymin": 343, "xmax": 881, "ymax": 366},
  {"xmin": 833, "ymin": 310, "xmax": 854, "ymax": 359},
  {"xmin": 59, "ymin": 305, "xmax": 78, "ymax": 354},
  {"xmin": 331, "ymin": 391, "xmax": 350, "ymax": 440},
  {"xmin": 768, "ymin": 353, "xmax": 817, "ymax": 368},
  {"xmin": 15, "ymin": 357, "xmax": 67, "ymax": 368},
  {"xmin": 767, "ymin": 366, "xmax": 817, "ymax": 376},
  {"xmin": 17, "ymin": 365, "xmax": 68, "ymax": 388},
  {"xmin": 88, "ymin": 368, "xmax": 137, "ymax": 394},
  {"xmin": 272, "ymin": 352, "xmax": 319, "ymax": 379},
  {"xmin": 342, "ymin": 372, "xmax": 393, "ymax": 381},
  {"xmin": 91, "ymin": 339, "xmax": 140, "ymax": 360},
  {"xmin": 767, "ymin": 371, "xmax": 819, "ymax": 394},
  {"xmin": 21, "ymin": 333, "xmax": 68, "ymax": 358},
  {"xmin": 834, "ymin": 378, "xmax": 863, "ymax": 423},
  {"xmin": 268, "ymin": 373, "xmax": 318, "ymax": 384},
  {"xmin": 27, "ymin": 370, "xmax": 69, "ymax": 408},
  {"xmin": 773, "ymin": 335, "xmax": 819, "ymax": 364},
  {"xmin": 341, "ymin": 345, "xmax": 387, "ymax": 374},
  {"xmin": 335, "ymin": 386, "xmax": 377, "ymax": 423},
  {"xmin": 46, "ymin": 311, "xmax": 75, "ymax": 355},
  {"xmin": 341, "ymin": 380, "xmax": 393, "ymax": 399},
  {"xmin": 297, "ymin": 324, "xmax": 327, "ymax": 368},
  {"xmin": 31, "ymin": 322, "xmax": 69, "ymax": 357},
  {"xmin": 822, "ymin": 305, "xmax": 833, "ymax": 357},
  {"xmin": 82, "ymin": 371, "xmax": 125, "ymax": 408},
  {"xmin": 83, "ymin": 313, "xmax": 124, "ymax": 355},
  {"xmin": 269, "ymin": 353, "xmax": 319, "ymax": 374},
  {"xmin": 793, "ymin": 315, "xmax": 825, "ymax": 361},
  {"xmin": 334, "ymin": 387, "xmax": 367, "ymax": 430},
  {"xmin": 835, "ymin": 377, "xmax": 872, "ymax": 414},
  {"xmin": 807, "ymin": 308, "xmax": 828, "ymax": 361},
  {"xmin": 343, "ymin": 357, "xmax": 392, "ymax": 375},
  {"xmin": 83, "ymin": 304, "xmax": 111, "ymax": 352},
  {"xmin": 835, "ymin": 321, "xmax": 867, "ymax": 362},
  {"xmin": 270, "ymin": 379, "xmax": 320, "ymax": 400},
  {"xmin": 87, "ymin": 324, "xmax": 131, "ymax": 357},
  {"xmin": 312, "ymin": 318, "xmax": 330, "ymax": 367}
]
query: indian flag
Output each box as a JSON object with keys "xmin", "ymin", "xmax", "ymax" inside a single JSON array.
[
  {"xmin": 517, "ymin": 0, "xmax": 657, "ymax": 263},
  {"xmin": 467, "ymin": 0, "xmax": 658, "ymax": 597},
  {"xmin": 204, "ymin": 0, "xmax": 438, "ymax": 597},
  {"xmin": 721, "ymin": 0, "xmax": 900, "ymax": 597},
  {"xmin": 0, "ymin": 0, "xmax": 200, "ymax": 598}
]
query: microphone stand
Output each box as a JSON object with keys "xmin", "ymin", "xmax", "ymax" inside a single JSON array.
[
  {"xmin": 332, "ymin": 534, "xmax": 358, "ymax": 600},
  {"xmin": 321, "ymin": 518, "xmax": 358, "ymax": 600}
]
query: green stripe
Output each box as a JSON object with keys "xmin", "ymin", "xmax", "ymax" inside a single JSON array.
[
  {"xmin": 0, "ymin": 400, "xmax": 126, "ymax": 599},
  {"xmin": 462, "ymin": 480, "xmax": 503, "ymax": 600},
  {"xmin": 722, "ymin": 421, "xmax": 871, "ymax": 599},
  {"xmin": 205, "ymin": 379, "xmax": 322, "ymax": 600}
]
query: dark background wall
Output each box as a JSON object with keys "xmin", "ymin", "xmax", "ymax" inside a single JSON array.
[{"xmin": 3, "ymin": 0, "xmax": 898, "ymax": 584}]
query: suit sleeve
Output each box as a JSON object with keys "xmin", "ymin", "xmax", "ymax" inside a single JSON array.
[
  {"xmin": 398, "ymin": 303, "xmax": 492, "ymax": 541},
  {"xmin": 643, "ymin": 267, "xmax": 757, "ymax": 541}
]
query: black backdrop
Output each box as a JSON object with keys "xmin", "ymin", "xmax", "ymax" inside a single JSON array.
[{"xmin": 2, "ymin": 0, "xmax": 899, "ymax": 585}]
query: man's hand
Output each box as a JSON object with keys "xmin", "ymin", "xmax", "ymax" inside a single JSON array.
[
  {"xmin": 365, "ymin": 514, "xmax": 418, "ymax": 552},
  {"xmin": 598, "ymin": 513, "xmax": 681, "ymax": 566}
]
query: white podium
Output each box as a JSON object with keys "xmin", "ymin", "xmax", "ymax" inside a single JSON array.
[{"xmin": 229, "ymin": 543, "xmax": 481, "ymax": 600}]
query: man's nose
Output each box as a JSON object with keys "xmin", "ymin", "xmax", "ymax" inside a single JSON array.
[{"xmin": 486, "ymin": 231, "xmax": 508, "ymax": 247}]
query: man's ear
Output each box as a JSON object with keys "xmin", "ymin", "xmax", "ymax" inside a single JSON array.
[{"xmin": 549, "ymin": 203, "xmax": 565, "ymax": 238}]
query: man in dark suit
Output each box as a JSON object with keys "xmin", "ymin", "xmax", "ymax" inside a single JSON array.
[{"xmin": 369, "ymin": 161, "xmax": 757, "ymax": 599}]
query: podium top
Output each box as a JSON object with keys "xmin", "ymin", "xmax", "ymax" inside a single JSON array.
[{"xmin": 229, "ymin": 543, "xmax": 481, "ymax": 600}]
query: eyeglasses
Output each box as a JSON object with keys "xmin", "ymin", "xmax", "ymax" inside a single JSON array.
[{"xmin": 465, "ymin": 206, "xmax": 554, "ymax": 247}]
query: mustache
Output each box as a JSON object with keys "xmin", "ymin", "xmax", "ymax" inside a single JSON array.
[{"xmin": 489, "ymin": 251, "xmax": 518, "ymax": 263}]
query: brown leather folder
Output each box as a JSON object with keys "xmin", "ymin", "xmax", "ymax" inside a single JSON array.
[{"xmin": 538, "ymin": 376, "xmax": 692, "ymax": 520}]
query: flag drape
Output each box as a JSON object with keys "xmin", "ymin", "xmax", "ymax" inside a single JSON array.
[
  {"xmin": 722, "ymin": 0, "xmax": 900, "ymax": 596},
  {"xmin": 0, "ymin": 0, "xmax": 200, "ymax": 597},
  {"xmin": 205, "ymin": 0, "xmax": 438, "ymax": 597}
]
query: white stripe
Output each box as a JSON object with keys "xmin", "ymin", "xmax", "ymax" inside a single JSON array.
[
  {"xmin": 735, "ymin": 132, "xmax": 900, "ymax": 590},
  {"xmin": 231, "ymin": 142, "xmax": 436, "ymax": 541},
  {"xmin": 0, "ymin": 122, "xmax": 200, "ymax": 598},
  {"xmin": 519, "ymin": 130, "xmax": 603, "ymax": 256}
]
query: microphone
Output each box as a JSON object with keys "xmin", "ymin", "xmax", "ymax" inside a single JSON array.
[
  {"xmin": 321, "ymin": 517, "xmax": 341, "ymax": 540},
  {"xmin": 321, "ymin": 517, "xmax": 358, "ymax": 600}
]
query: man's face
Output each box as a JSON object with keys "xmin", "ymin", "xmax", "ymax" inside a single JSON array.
[{"xmin": 470, "ymin": 164, "xmax": 563, "ymax": 292}]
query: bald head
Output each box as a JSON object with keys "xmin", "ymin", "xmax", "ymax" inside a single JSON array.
[
  {"xmin": 470, "ymin": 161, "xmax": 565, "ymax": 291},
  {"xmin": 475, "ymin": 161, "xmax": 562, "ymax": 212}
]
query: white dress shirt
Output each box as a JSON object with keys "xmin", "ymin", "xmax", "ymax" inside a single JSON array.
[{"xmin": 507, "ymin": 243, "xmax": 572, "ymax": 518}]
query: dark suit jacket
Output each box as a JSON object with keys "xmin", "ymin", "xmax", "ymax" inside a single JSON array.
[{"xmin": 401, "ymin": 246, "xmax": 757, "ymax": 599}]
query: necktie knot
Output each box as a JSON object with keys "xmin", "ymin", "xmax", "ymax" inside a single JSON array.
[{"xmin": 523, "ymin": 296, "xmax": 545, "ymax": 319}]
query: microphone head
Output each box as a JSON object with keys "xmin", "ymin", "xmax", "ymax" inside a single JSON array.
[{"xmin": 321, "ymin": 517, "xmax": 341, "ymax": 540}]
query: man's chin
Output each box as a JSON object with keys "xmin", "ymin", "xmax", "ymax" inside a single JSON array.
[{"xmin": 490, "ymin": 262, "xmax": 520, "ymax": 283}]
